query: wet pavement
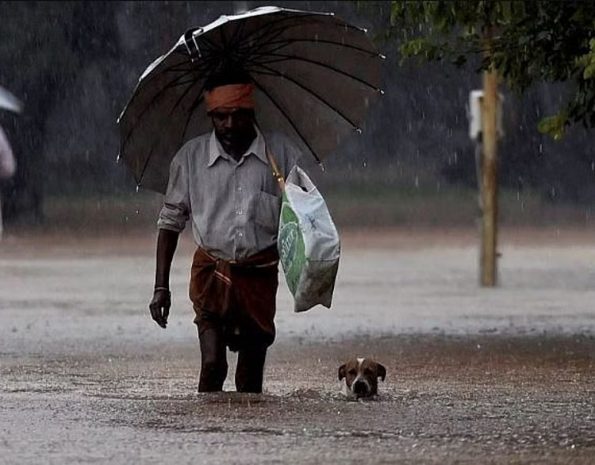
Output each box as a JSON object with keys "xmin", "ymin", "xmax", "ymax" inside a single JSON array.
[{"xmin": 1, "ymin": 229, "xmax": 594, "ymax": 464}]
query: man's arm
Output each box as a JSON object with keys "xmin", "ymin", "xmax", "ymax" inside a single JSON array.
[{"xmin": 149, "ymin": 228, "xmax": 180, "ymax": 328}]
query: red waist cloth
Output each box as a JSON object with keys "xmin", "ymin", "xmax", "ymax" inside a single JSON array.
[{"xmin": 189, "ymin": 246, "xmax": 279, "ymax": 351}]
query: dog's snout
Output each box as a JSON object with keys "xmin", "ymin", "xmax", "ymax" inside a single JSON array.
[{"xmin": 353, "ymin": 380, "xmax": 369, "ymax": 396}]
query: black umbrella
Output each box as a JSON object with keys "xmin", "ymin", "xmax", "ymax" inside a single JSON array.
[{"xmin": 118, "ymin": 6, "xmax": 383, "ymax": 193}]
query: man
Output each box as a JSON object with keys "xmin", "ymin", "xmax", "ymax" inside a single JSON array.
[{"xmin": 149, "ymin": 69, "xmax": 300, "ymax": 393}]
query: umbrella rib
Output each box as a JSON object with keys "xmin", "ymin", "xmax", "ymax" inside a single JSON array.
[
  {"xmin": 120, "ymin": 63, "xmax": 195, "ymax": 123},
  {"xmin": 245, "ymin": 28, "xmax": 376, "ymax": 60},
  {"xmin": 167, "ymin": 77, "xmax": 204, "ymax": 88},
  {"xmin": 248, "ymin": 63, "xmax": 360, "ymax": 129},
  {"xmin": 234, "ymin": 14, "xmax": 350, "ymax": 59},
  {"xmin": 138, "ymin": 52, "xmax": 205, "ymax": 85},
  {"xmin": 219, "ymin": 20, "xmax": 230, "ymax": 51},
  {"xmin": 136, "ymin": 80, "xmax": 206, "ymax": 187},
  {"xmin": 192, "ymin": 34, "xmax": 220, "ymax": 54},
  {"xmin": 169, "ymin": 79, "xmax": 205, "ymax": 118},
  {"xmin": 121, "ymin": 69, "xmax": 199, "ymax": 150},
  {"xmin": 136, "ymin": 144, "xmax": 157, "ymax": 187},
  {"xmin": 240, "ymin": 13, "xmax": 359, "ymax": 48},
  {"xmin": 259, "ymin": 38, "xmax": 381, "ymax": 57},
  {"xmin": 254, "ymin": 53, "xmax": 381, "ymax": 91},
  {"xmin": 251, "ymin": 78, "xmax": 321, "ymax": 164},
  {"xmin": 228, "ymin": 15, "xmax": 248, "ymax": 50},
  {"xmin": 181, "ymin": 92, "xmax": 205, "ymax": 142},
  {"xmin": 241, "ymin": 37, "xmax": 301, "ymax": 59},
  {"xmin": 240, "ymin": 18, "xmax": 368, "ymax": 61},
  {"xmin": 234, "ymin": 22, "xmax": 289, "ymax": 56},
  {"xmin": 235, "ymin": 14, "xmax": 320, "ymax": 46}
]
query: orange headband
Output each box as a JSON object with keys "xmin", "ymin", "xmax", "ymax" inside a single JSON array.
[{"xmin": 205, "ymin": 83, "xmax": 255, "ymax": 112}]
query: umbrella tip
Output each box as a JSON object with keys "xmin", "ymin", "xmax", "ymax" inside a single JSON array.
[
  {"xmin": 379, "ymin": 53, "xmax": 386, "ymax": 60},
  {"xmin": 318, "ymin": 161, "xmax": 325, "ymax": 172},
  {"xmin": 136, "ymin": 184, "xmax": 141, "ymax": 193},
  {"xmin": 116, "ymin": 153, "xmax": 121, "ymax": 163},
  {"xmin": 378, "ymin": 89, "xmax": 385, "ymax": 96},
  {"xmin": 355, "ymin": 127, "xmax": 362, "ymax": 134}
]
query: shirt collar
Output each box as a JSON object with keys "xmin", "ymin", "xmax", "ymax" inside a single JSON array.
[{"xmin": 208, "ymin": 125, "xmax": 267, "ymax": 167}]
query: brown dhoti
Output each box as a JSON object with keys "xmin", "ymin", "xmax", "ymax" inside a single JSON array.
[{"xmin": 189, "ymin": 246, "xmax": 279, "ymax": 352}]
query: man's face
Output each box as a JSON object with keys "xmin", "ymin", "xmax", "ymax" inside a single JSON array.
[{"xmin": 210, "ymin": 107, "xmax": 255, "ymax": 148}]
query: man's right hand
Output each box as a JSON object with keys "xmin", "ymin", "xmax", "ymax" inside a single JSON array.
[
  {"xmin": 149, "ymin": 289, "xmax": 171, "ymax": 328},
  {"xmin": 151, "ymin": 229, "xmax": 180, "ymax": 329}
]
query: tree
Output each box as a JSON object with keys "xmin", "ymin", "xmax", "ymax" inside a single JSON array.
[
  {"xmin": 374, "ymin": 0, "xmax": 594, "ymax": 286},
  {"xmin": 386, "ymin": 1, "xmax": 595, "ymax": 138}
]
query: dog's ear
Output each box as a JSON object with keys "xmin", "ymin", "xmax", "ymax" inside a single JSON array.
[
  {"xmin": 338, "ymin": 364, "xmax": 347, "ymax": 381},
  {"xmin": 376, "ymin": 363, "xmax": 386, "ymax": 381}
]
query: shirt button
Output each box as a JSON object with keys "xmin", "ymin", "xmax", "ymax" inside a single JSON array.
[
  {"xmin": 238, "ymin": 232, "xmax": 243, "ymax": 237},
  {"xmin": 237, "ymin": 209, "xmax": 243, "ymax": 215}
]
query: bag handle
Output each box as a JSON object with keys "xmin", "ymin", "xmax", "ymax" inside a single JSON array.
[{"xmin": 266, "ymin": 146, "xmax": 286, "ymax": 192}]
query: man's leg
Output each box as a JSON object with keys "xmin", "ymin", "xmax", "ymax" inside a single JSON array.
[
  {"xmin": 235, "ymin": 344, "xmax": 268, "ymax": 393},
  {"xmin": 197, "ymin": 326, "xmax": 228, "ymax": 392}
]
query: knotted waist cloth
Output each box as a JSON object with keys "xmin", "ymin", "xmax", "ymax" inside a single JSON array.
[{"xmin": 189, "ymin": 246, "xmax": 279, "ymax": 351}]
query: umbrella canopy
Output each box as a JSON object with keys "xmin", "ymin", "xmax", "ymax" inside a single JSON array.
[
  {"xmin": 118, "ymin": 6, "xmax": 383, "ymax": 193},
  {"xmin": 0, "ymin": 86, "xmax": 23, "ymax": 114}
]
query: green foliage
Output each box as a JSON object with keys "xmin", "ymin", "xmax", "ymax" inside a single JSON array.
[
  {"xmin": 581, "ymin": 40, "xmax": 595, "ymax": 80},
  {"xmin": 382, "ymin": 1, "xmax": 595, "ymax": 137},
  {"xmin": 537, "ymin": 113, "xmax": 568, "ymax": 141}
]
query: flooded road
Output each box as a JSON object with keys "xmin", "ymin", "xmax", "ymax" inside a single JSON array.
[{"xmin": 1, "ymin": 228, "xmax": 594, "ymax": 464}]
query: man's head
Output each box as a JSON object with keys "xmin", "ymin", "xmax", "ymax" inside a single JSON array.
[{"xmin": 204, "ymin": 67, "xmax": 256, "ymax": 154}]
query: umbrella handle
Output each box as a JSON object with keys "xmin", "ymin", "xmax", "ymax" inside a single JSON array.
[
  {"xmin": 266, "ymin": 147, "xmax": 285, "ymax": 192},
  {"xmin": 183, "ymin": 28, "xmax": 203, "ymax": 61}
]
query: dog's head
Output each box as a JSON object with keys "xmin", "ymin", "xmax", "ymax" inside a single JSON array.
[{"xmin": 338, "ymin": 357, "xmax": 386, "ymax": 398}]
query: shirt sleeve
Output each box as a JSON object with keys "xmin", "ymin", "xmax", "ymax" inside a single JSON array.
[{"xmin": 157, "ymin": 147, "xmax": 190, "ymax": 232}]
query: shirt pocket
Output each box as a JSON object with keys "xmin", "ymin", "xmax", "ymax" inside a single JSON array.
[{"xmin": 254, "ymin": 190, "xmax": 281, "ymax": 235}]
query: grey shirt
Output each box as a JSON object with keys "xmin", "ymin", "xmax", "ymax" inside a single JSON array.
[{"xmin": 157, "ymin": 127, "xmax": 300, "ymax": 260}]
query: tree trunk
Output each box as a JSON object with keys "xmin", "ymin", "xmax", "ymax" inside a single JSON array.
[{"xmin": 480, "ymin": 67, "xmax": 499, "ymax": 287}]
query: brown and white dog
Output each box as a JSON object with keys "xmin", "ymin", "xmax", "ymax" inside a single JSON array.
[{"xmin": 338, "ymin": 357, "xmax": 387, "ymax": 399}]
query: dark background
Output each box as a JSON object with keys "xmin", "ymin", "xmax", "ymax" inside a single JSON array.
[{"xmin": 0, "ymin": 0, "xmax": 592, "ymax": 228}]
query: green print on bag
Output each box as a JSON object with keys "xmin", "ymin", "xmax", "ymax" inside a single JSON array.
[
  {"xmin": 278, "ymin": 195, "xmax": 306, "ymax": 295},
  {"xmin": 276, "ymin": 165, "xmax": 340, "ymax": 312}
]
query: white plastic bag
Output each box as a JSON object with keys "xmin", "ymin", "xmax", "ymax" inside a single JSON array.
[{"xmin": 277, "ymin": 166, "xmax": 340, "ymax": 312}]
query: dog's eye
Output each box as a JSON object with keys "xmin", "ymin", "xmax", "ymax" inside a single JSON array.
[{"xmin": 348, "ymin": 369, "xmax": 357, "ymax": 376}]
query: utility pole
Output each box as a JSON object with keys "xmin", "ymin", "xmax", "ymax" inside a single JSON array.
[{"xmin": 480, "ymin": 29, "xmax": 499, "ymax": 287}]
